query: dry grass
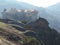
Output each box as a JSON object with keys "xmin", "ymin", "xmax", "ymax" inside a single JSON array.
[{"xmin": 0, "ymin": 22, "xmax": 24, "ymax": 45}]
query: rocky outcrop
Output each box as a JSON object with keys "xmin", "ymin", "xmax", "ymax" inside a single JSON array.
[{"xmin": 24, "ymin": 17, "xmax": 60, "ymax": 45}]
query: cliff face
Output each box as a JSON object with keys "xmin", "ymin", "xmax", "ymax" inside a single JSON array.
[
  {"xmin": 25, "ymin": 18, "xmax": 49, "ymax": 30},
  {"xmin": 24, "ymin": 17, "xmax": 60, "ymax": 45}
]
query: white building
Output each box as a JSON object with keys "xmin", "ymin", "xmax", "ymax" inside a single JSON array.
[{"xmin": 2, "ymin": 8, "xmax": 38, "ymax": 23}]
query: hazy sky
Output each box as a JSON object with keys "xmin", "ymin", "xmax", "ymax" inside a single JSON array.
[{"xmin": 16, "ymin": 0, "xmax": 60, "ymax": 7}]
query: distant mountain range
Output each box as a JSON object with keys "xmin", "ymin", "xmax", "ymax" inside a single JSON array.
[
  {"xmin": 46, "ymin": 2, "xmax": 60, "ymax": 32},
  {"xmin": 47, "ymin": 2, "xmax": 60, "ymax": 12},
  {"xmin": 46, "ymin": 2, "xmax": 60, "ymax": 22},
  {"xmin": 0, "ymin": 0, "xmax": 60, "ymax": 33}
]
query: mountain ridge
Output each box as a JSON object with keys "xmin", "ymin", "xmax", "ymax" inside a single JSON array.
[{"xmin": 0, "ymin": 1, "xmax": 60, "ymax": 33}]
